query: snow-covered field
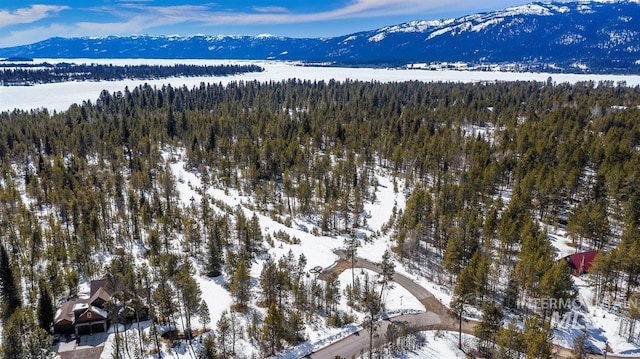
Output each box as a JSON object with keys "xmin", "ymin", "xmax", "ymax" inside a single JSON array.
[
  {"xmin": 384, "ymin": 331, "xmax": 473, "ymax": 359},
  {"xmin": 3, "ymin": 58, "xmax": 640, "ymax": 113}
]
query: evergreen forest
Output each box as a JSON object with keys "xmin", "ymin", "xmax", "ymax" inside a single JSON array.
[
  {"xmin": 1, "ymin": 78, "xmax": 640, "ymax": 358},
  {"xmin": 0, "ymin": 63, "xmax": 263, "ymax": 86}
]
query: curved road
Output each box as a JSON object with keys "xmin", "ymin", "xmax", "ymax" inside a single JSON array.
[{"xmin": 308, "ymin": 250, "xmax": 627, "ymax": 359}]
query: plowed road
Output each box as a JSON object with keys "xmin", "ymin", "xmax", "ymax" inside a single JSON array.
[{"xmin": 307, "ymin": 250, "xmax": 624, "ymax": 359}]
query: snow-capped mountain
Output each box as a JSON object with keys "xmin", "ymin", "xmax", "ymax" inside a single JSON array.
[{"xmin": 1, "ymin": 0, "xmax": 639, "ymax": 73}]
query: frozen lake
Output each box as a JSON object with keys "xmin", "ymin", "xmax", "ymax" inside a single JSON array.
[{"xmin": 2, "ymin": 58, "xmax": 640, "ymax": 113}]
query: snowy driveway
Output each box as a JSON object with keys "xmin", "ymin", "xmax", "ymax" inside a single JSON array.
[
  {"xmin": 57, "ymin": 332, "xmax": 108, "ymax": 359},
  {"xmin": 308, "ymin": 312, "xmax": 441, "ymax": 359}
]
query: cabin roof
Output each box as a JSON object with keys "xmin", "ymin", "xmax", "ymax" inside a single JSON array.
[{"xmin": 565, "ymin": 250, "xmax": 598, "ymax": 276}]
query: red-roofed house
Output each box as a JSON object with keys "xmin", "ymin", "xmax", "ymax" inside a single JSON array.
[{"xmin": 564, "ymin": 250, "xmax": 598, "ymax": 276}]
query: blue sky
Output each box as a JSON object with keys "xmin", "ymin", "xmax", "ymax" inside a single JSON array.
[{"xmin": 0, "ymin": 0, "xmax": 530, "ymax": 48}]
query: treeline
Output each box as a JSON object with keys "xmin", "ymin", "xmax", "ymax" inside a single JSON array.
[
  {"xmin": 0, "ymin": 63, "xmax": 263, "ymax": 85},
  {"xmin": 0, "ymin": 79, "xmax": 640, "ymax": 357}
]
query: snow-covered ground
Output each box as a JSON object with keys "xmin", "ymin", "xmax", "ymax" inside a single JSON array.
[
  {"xmin": 276, "ymin": 268, "xmax": 426, "ymax": 359},
  {"xmin": 3, "ymin": 59, "xmax": 640, "ymax": 113},
  {"xmin": 5, "ymin": 59, "xmax": 640, "ymax": 357},
  {"xmin": 562, "ymin": 277, "xmax": 640, "ymax": 356},
  {"xmin": 45, "ymin": 147, "xmax": 640, "ymax": 358},
  {"xmin": 337, "ymin": 268, "xmax": 426, "ymax": 316},
  {"xmin": 382, "ymin": 331, "xmax": 472, "ymax": 359},
  {"xmin": 161, "ymin": 149, "xmax": 418, "ymax": 358}
]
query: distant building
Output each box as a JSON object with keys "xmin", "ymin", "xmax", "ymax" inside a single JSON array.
[
  {"xmin": 564, "ymin": 250, "xmax": 598, "ymax": 276},
  {"xmin": 54, "ymin": 280, "xmax": 111, "ymax": 335}
]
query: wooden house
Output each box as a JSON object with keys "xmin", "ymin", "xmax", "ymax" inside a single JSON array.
[
  {"xmin": 564, "ymin": 250, "xmax": 598, "ymax": 276},
  {"xmin": 54, "ymin": 279, "xmax": 112, "ymax": 336}
]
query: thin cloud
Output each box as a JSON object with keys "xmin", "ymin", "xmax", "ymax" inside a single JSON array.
[
  {"xmin": 105, "ymin": 4, "xmax": 213, "ymax": 23},
  {"xmin": 0, "ymin": 0, "xmax": 526, "ymax": 47},
  {"xmin": 252, "ymin": 6, "xmax": 290, "ymax": 14},
  {"xmin": 0, "ymin": 5, "xmax": 68, "ymax": 29},
  {"xmin": 0, "ymin": 23, "xmax": 74, "ymax": 48},
  {"xmin": 123, "ymin": 0, "xmax": 524, "ymax": 26}
]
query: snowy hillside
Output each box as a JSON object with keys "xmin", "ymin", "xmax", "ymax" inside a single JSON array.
[{"xmin": 1, "ymin": 0, "xmax": 639, "ymax": 72}]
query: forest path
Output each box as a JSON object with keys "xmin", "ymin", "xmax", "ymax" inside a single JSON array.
[{"xmin": 309, "ymin": 250, "xmax": 624, "ymax": 359}]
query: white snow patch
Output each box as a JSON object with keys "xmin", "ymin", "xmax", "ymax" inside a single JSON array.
[
  {"xmin": 338, "ymin": 268, "xmax": 425, "ymax": 315},
  {"xmin": 572, "ymin": 62, "xmax": 589, "ymax": 70},
  {"xmin": 550, "ymin": 5, "xmax": 571, "ymax": 13},
  {"xmin": 341, "ymin": 35, "xmax": 358, "ymax": 44},
  {"xmin": 385, "ymin": 331, "xmax": 472, "ymax": 359},
  {"xmin": 577, "ymin": 4, "xmax": 594, "ymax": 14},
  {"xmin": 502, "ymin": 3, "xmax": 554, "ymax": 16},
  {"xmin": 368, "ymin": 33, "xmax": 386, "ymax": 42},
  {"xmin": 427, "ymin": 27, "xmax": 454, "ymax": 39},
  {"xmin": 471, "ymin": 17, "xmax": 504, "ymax": 32}
]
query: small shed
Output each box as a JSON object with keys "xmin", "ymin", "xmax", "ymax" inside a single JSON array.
[{"xmin": 564, "ymin": 250, "xmax": 598, "ymax": 276}]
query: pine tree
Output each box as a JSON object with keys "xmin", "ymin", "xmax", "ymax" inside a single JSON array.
[
  {"xmin": 539, "ymin": 260, "xmax": 575, "ymax": 317},
  {"xmin": 199, "ymin": 300, "xmax": 210, "ymax": 331},
  {"xmin": 523, "ymin": 314, "xmax": 553, "ymax": 359},
  {"xmin": 37, "ymin": 286, "xmax": 54, "ymax": 333},
  {"xmin": 453, "ymin": 253, "xmax": 480, "ymax": 300},
  {"xmin": 2, "ymin": 310, "xmax": 23, "ymax": 359},
  {"xmin": 23, "ymin": 326, "xmax": 55, "ymax": 359},
  {"xmin": 629, "ymin": 293, "xmax": 640, "ymax": 342},
  {"xmin": 344, "ymin": 237, "xmax": 359, "ymax": 288},
  {"xmin": 451, "ymin": 256, "xmax": 479, "ymax": 349},
  {"xmin": 0, "ymin": 244, "xmax": 21, "ymax": 321},
  {"xmin": 259, "ymin": 255, "xmax": 278, "ymax": 307},
  {"xmin": 570, "ymin": 330, "xmax": 589, "ymax": 359},
  {"xmin": 229, "ymin": 259, "xmax": 251, "ymax": 311},
  {"xmin": 216, "ymin": 310, "xmax": 232, "ymax": 358},
  {"xmin": 201, "ymin": 335, "xmax": 217, "ymax": 359},
  {"xmin": 473, "ymin": 251, "xmax": 491, "ymax": 302},
  {"xmin": 150, "ymin": 320, "xmax": 162, "ymax": 357},
  {"xmin": 362, "ymin": 279, "xmax": 381, "ymax": 359},
  {"xmin": 323, "ymin": 273, "xmax": 340, "ymax": 316},
  {"xmin": 205, "ymin": 228, "xmax": 222, "ymax": 277},
  {"xmin": 285, "ymin": 309, "xmax": 305, "ymax": 345},
  {"xmin": 261, "ymin": 302, "xmax": 284, "ymax": 356},
  {"xmin": 474, "ymin": 302, "xmax": 504, "ymax": 352},
  {"xmin": 153, "ymin": 280, "xmax": 176, "ymax": 325},
  {"xmin": 379, "ymin": 249, "xmax": 396, "ymax": 302},
  {"xmin": 494, "ymin": 321, "xmax": 524, "ymax": 359},
  {"xmin": 175, "ymin": 259, "xmax": 201, "ymax": 338},
  {"xmin": 443, "ymin": 234, "xmax": 465, "ymax": 275}
]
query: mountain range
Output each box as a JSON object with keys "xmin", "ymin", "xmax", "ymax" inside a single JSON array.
[{"xmin": 1, "ymin": 0, "xmax": 639, "ymax": 73}]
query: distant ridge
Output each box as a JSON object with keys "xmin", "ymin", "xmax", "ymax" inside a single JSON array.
[{"xmin": 1, "ymin": 1, "xmax": 639, "ymax": 73}]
